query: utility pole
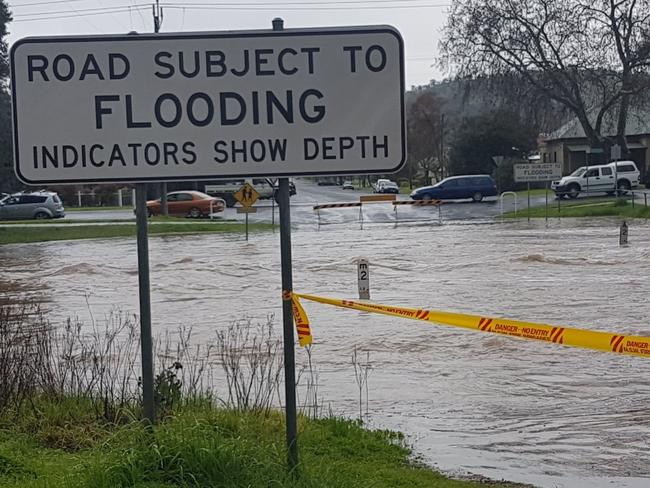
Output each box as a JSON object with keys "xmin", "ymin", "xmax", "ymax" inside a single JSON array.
[{"xmin": 153, "ymin": 1, "xmax": 168, "ymax": 216}]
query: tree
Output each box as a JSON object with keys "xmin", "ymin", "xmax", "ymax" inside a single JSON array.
[
  {"xmin": 447, "ymin": 110, "xmax": 537, "ymax": 190},
  {"xmin": 0, "ymin": 1, "xmax": 14, "ymax": 193},
  {"xmin": 406, "ymin": 92, "xmax": 446, "ymax": 185},
  {"xmin": 440, "ymin": 0, "xmax": 650, "ymax": 157}
]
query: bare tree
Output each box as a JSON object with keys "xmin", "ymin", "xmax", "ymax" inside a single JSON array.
[
  {"xmin": 441, "ymin": 0, "xmax": 650, "ymax": 155},
  {"xmin": 585, "ymin": 0, "xmax": 650, "ymax": 151},
  {"xmin": 407, "ymin": 92, "xmax": 446, "ymax": 183}
]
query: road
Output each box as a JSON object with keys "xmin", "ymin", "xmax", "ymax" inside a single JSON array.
[{"xmin": 61, "ymin": 180, "xmax": 548, "ymax": 225}]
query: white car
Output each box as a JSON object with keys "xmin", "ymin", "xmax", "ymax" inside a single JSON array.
[
  {"xmin": 342, "ymin": 181, "xmax": 355, "ymax": 190},
  {"xmin": 551, "ymin": 161, "xmax": 640, "ymax": 198},
  {"xmin": 374, "ymin": 179, "xmax": 399, "ymax": 194}
]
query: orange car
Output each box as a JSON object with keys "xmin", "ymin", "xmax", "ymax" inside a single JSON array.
[{"xmin": 147, "ymin": 191, "xmax": 225, "ymax": 218}]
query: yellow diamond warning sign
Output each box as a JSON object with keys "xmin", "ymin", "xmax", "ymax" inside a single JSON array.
[{"xmin": 234, "ymin": 183, "xmax": 259, "ymax": 208}]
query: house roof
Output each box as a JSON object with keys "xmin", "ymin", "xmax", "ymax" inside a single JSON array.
[{"xmin": 546, "ymin": 108, "xmax": 650, "ymax": 140}]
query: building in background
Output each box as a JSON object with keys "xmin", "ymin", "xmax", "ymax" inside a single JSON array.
[{"xmin": 538, "ymin": 109, "xmax": 650, "ymax": 181}]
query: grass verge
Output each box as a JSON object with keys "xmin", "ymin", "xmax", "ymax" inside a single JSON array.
[
  {"xmin": 66, "ymin": 206, "xmax": 128, "ymax": 212},
  {"xmin": 0, "ymin": 221, "xmax": 273, "ymax": 245},
  {"xmin": 502, "ymin": 197, "xmax": 650, "ymax": 219},
  {"xmin": 512, "ymin": 188, "xmax": 553, "ymax": 197},
  {"xmin": 0, "ymin": 399, "xmax": 529, "ymax": 488},
  {"xmin": 0, "ymin": 216, "xmax": 238, "ymax": 225}
]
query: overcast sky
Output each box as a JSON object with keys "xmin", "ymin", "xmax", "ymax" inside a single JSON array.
[{"xmin": 6, "ymin": 0, "xmax": 449, "ymax": 88}]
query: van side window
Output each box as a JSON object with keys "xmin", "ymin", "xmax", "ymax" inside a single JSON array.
[
  {"xmin": 618, "ymin": 164, "xmax": 635, "ymax": 173},
  {"xmin": 443, "ymin": 179, "xmax": 459, "ymax": 188},
  {"xmin": 601, "ymin": 167, "xmax": 612, "ymax": 176},
  {"xmin": 585, "ymin": 169, "xmax": 599, "ymax": 177}
]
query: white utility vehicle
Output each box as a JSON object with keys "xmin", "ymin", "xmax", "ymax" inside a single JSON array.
[{"xmin": 551, "ymin": 161, "xmax": 640, "ymax": 198}]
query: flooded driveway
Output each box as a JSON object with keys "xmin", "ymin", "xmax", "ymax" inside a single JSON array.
[{"xmin": 2, "ymin": 217, "xmax": 650, "ymax": 488}]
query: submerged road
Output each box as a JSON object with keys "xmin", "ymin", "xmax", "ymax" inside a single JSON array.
[
  {"xmin": 59, "ymin": 180, "xmax": 548, "ymax": 224},
  {"xmin": 2, "ymin": 210, "xmax": 650, "ymax": 488}
]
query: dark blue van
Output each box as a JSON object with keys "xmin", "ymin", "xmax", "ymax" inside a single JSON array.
[{"xmin": 410, "ymin": 175, "xmax": 497, "ymax": 202}]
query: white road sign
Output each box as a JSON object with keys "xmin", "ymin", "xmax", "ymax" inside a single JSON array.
[
  {"xmin": 513, "ymin": 162, "xmax": 562, "ymax": 183},
  {"xmin": 11, "ymin": 26, "xmax": 405, "ymax": 185}
]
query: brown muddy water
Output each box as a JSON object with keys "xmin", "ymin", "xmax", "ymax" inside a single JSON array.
[{"xmin": 2, "ymin": 218, "xmax": 650, "ymax": 488}]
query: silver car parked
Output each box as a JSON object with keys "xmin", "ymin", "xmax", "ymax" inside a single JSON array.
[{"xmin": 0, "ymin": 191, "xmax": 65, "ymax": 220}]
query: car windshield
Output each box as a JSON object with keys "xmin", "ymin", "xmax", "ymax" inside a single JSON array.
[{"xmin": 570, "ymin": 167, "xmax": 586, "ymax": 177}]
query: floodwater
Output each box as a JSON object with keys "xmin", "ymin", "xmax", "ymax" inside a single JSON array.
[{"xmin": 2, "ymin": 213, "xmax": 650, "ymax": 488}]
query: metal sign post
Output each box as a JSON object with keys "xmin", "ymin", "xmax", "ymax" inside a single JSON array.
[
  {"xmin": 612, "ymin": 144, "xmax": 621, "ymax": 197},
  {"xmin": 278, "ymin": 174, "xmax": 298, "ymax": 472},
  {"xmin": 134, "ymin": 184, "xmax": 155, "ymax": 423},
  {"xmin": 545, "ymin": 181, "xmax": 549, "ymax": 223},
  {"xmin": 272, "ymin": 18, "xmax": 298, "ymax": 473}
]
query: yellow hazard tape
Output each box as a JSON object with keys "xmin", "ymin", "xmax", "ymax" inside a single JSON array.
[
  {"xmin": 293, "ymin": 293, "xmax": 650, "ymax": 359},
  {"xmin": 286, "ymin": 292, "xmax": 312, "ymax": 347}
]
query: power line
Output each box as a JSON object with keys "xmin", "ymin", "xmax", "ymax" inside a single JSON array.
[
  {"xmin": 164, "ymin": 3, "xmax": 449, "ymax": 11},
  {"xmin": 96, "ymin": 0, "xmax": 130, "ymax": 31},
  {"xmin": 14, "ymin": 4, "xmax": 149, "ymax": 18},
  {"xmin": 132, "ymin": 0, "xmax": 147, "ymax": 29},
  {"xmin": 14, "ymin": 7, "xmax": 149, "ymax": 22},
  {"xmin": 9, "ymin": 0, "xmax": 87, "ymax": 8},
  {"xmin": 11, "ymin": 0, "xmax": 448, "ymax": 23}
]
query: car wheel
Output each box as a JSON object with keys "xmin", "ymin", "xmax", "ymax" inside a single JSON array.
[
  {"xmin": 472, "ymin": 191, "xmax": 483, "ymax": 202},
  {"xmin": 617, "ymin": 179, "xmax": 630, "ymax": 195},
  {"xmin": 567, "ymin": 183, "xmax": 580, "ymax": 199},
  {"xmin": 188, "ymin": 207, "xmax": 202, "ymax": 218},
  {"xmin": 34, "ymin": 211, "xmax": 50, "ymax": 220}
]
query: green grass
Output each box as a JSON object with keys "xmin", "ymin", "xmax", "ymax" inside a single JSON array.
[
  {"xmin": 503, "ymin": 197, "xmax": 650, "ymax": 218},
  {"xmin": 0, "ymin": 216, "xmax": 238, "ymax": 225},
  {"xmin": 66, "ymin": 206, "xmax": 128, "ymax": 212},
  {"xmin": 0, "ymin": 221, "xmax": 273, "ymax": 245},
  {"xmin": 512, "ymin": 188, "xmax": 553, "ymax": 197},
  {"xmin": 0, "ymin": 399, "xmax": 529, "ymax": 488}
]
